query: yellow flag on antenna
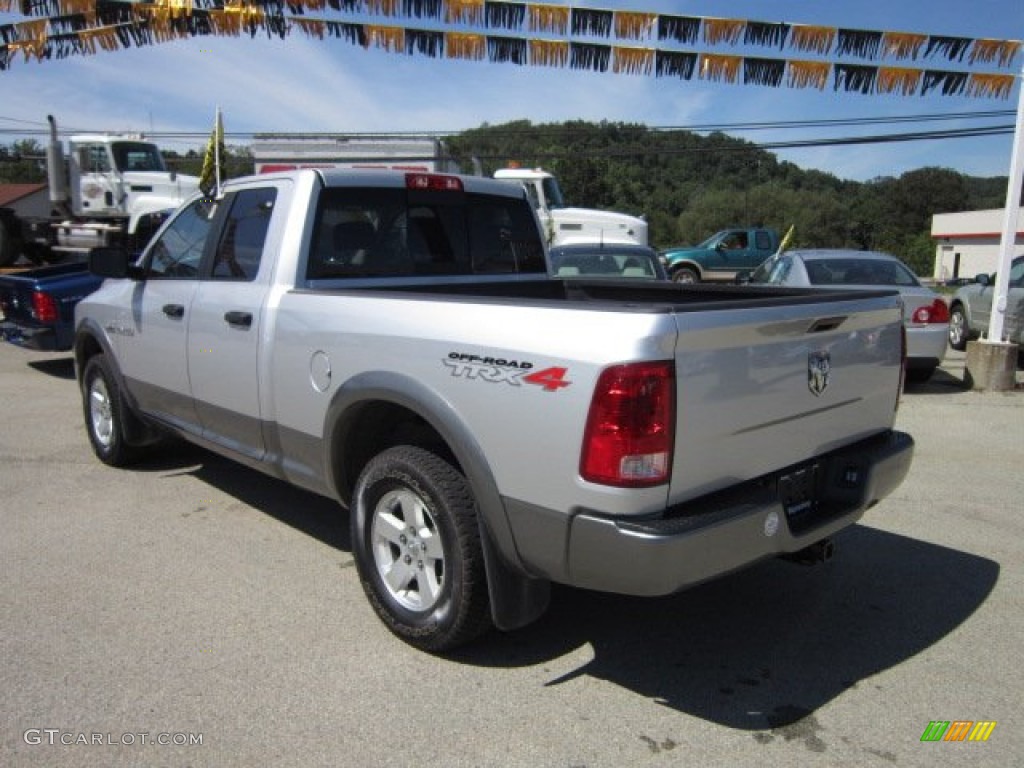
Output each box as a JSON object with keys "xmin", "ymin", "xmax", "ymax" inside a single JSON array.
[
  {"xmin": 199, "ymin": 107, "xmax": 225, "ymax": 196},
  {"xmin": 776, "ymin": 224, "xmax": 795, "ymax": 255}
]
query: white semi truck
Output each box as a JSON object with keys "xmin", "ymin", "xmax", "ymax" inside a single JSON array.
[
  {"xmin": 0, "ymin": 115, "xmax": 199, "ymax": 266},
  {"xmin": 492, "ymin": 166, "xmax": 647, "ymax": 247}
]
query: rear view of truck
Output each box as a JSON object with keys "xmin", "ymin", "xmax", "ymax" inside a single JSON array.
[
  {"xmin": 538, "ymin": 284, "xmax": 912, "ymax": 598},
  {"xmin": 72, "ymin": 168, "xmax": 913, "ymax": 654},
  {"xmin": 1, "ymin": 263, "xmax": 102, "ymax": 350}
]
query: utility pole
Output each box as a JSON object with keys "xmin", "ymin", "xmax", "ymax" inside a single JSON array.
[
  {"xmin": 968, "ymin": 63, "xmax": 1024, "ymax": 391},
  {"xmin": 986, "ymin": 63, "xmax": 1024, "ymax": 346}
]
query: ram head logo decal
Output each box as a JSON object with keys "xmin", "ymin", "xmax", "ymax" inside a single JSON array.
[{"xmin": 808, "ymin": 351, "xmax": 831, "ymax": 396}]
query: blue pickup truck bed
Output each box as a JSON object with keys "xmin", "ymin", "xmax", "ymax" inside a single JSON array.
[{"xmin": 0, "ymin": 262, "xmax": 103, "ymax": 351}]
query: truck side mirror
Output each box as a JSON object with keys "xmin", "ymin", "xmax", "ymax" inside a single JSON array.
[
  {"xmin": 89, "ymin": 246, "xmax": 140, "ymax": 279},
  {"xmin": 975, "ymin": 274, "xmax": 991, "ymax": 287}
]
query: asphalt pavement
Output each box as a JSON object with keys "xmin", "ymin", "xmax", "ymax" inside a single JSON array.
[{"xmin": 1, "ymin": 344, "xmax": 1021, "ymax": 768}]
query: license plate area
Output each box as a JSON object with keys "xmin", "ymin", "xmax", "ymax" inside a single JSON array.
[{"xmin": 779, "ymin": 463, "xmax": 822, "ymax": 531}]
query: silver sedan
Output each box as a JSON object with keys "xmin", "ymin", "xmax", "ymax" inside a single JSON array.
[
  {"xmin": 947, "ymin": 255, "xmax": 1024, "ymax": 350},
  {"xmin": 747, "ymin": 249, "xmax": 949, "ymax": 383}
]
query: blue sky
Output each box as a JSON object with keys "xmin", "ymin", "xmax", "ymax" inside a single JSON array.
[{"xmin": 1, "ymin": 0, "xmax": 1022, "ymax": 182}]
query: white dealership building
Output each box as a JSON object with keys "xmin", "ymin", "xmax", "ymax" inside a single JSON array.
[{"xmin": 931, "ymin": 207, "xmax": 1024, "ymax": 283}]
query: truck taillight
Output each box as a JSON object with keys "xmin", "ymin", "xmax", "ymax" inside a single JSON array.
[
  {"xmin": 911, "ymin": 299, "xmax": 950, "ymax": 325},
  {"xmin": 31, "ymin": 291, "xmax": 59, "ymax": 324},
  {"xmin": 581, "ymin": 361, "xmax": 675, "ymax": 487},
  {"xmin": 405, "ymin": 173, "xmax": 463, "ymax": 192}
]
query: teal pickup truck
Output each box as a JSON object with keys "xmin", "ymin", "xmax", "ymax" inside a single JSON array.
[{"xmin": 660, "ymin": 227, "xmax": 781, "ymax": 283}]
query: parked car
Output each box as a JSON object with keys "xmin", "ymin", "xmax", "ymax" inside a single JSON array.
[
  {"xmin": 659, "ymin": 227, "xmax": 781, "ymax": 283},
  {"xmin": 549, "ymin": 243, "xmax": 668, "ymax": 280},
  {"xmin": 948, "ymin": 255, "xmax": 1024, "ymax": 350},
  {"xmin": 745, "ymin": 249, "xmax": 949, "ymax": 383}
]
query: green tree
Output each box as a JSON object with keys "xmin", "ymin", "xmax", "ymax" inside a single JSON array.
[{"xmin": 0, "ymin": 140, "xmax": 46, "ymax": 183}]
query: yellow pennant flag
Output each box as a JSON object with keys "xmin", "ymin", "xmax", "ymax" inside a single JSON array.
[
  {"xmin": 776, "ymin": 224, "xmax": 795, "ymax": 255},
  {"xmin": 199, "ymin": 107, "xmax": 225, "ymax": 196}
]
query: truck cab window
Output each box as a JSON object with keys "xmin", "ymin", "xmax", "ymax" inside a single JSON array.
[
  {"xmin": 211, "ymin": 188, "xmax": 276, "ymax": 280},
  {"xmin": 145, "ymin": 198, "xmax": 217, "ymax": 279},
  {"xmin": 82, "ymin": 145, "xmax": 112, "ymax": 173},
  {"xmin": 111, "ymin": 142, "xmax": 167, "ymax": 173}
]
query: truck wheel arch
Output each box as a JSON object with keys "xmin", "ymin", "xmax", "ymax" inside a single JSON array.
[
  {"xmin": 74, "ymin": 324, "xmax": 161, "ymax": 448},
  {"xmin": 324, "ymin": 371, "xmax": 551, "ymax": 632},
  {"xmin": 74, "ymin": 323, "xmax": 119, "ymax": 387},
  {"xmin": 670, "ymin": 262, "xmax": 701, "ymax": 283}
]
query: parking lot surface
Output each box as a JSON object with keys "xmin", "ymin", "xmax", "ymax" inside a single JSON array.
[{"xmin": 1, "ymin": 344, "xmax": 1021, "ymax": 768}]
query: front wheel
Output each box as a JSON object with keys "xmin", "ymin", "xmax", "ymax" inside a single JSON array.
[
  {"xmin": 948, "ymin": 304, "xmax": 969, "ymax": 351},
  {"xmin": 351, "ymin": 445, "xmax": 491, "ymax": 652},
  {"xmin": 82, "ymin": 355, "xmax": 140, "ymax": 466},
  {"xmin": 672, "ymin": 266, "xmax": 699, "ymax": 284}
]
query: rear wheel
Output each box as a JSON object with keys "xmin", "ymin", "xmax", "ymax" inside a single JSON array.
[
  {"xmin": 351, "ymin": 445, "xmax": 491, "ymax": 652},
  {"xmin": 948, "ymin": 304, "xmax": 969, "ymax": 351},
  {"xmin": 82, "ymin": 355, "xmax": 140, "ymax": 466},
  {"xmin": 672, "ymin": 266, "xmax": 699, "ymax": 284}
]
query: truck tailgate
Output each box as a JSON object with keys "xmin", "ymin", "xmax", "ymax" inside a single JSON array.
[
  {"xmin": 669, "ymin": 292, "xmax": 902, "ymax": 504},
  {"xmin": 0, "ymin": 262, "xmax": 98, "ymax": 350}
]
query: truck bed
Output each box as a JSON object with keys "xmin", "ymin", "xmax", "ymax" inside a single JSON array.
[{"xmin": 276, "ymin": 275, "xmax": 904, "ymax": 514}]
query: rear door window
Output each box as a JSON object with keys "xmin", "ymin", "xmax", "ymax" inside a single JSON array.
[{"xmin": 210, "ymin": 188, "xmax": 277, "ymax": 281}]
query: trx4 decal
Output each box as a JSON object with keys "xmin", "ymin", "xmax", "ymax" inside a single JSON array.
[{"xmin": 444, "ymin": 352, "xmax": 571, "ymax": 392}]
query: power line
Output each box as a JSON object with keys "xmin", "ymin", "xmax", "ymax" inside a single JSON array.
[
  {"xmin": 0, "ymin": 114, "xmax": 1014, "ymax": 167},
  {"xmin": 0, "ymin": 109, "xmax": 1016, "ymax": 141}
]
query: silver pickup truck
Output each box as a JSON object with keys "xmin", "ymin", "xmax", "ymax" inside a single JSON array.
[{"xmin": 74, "ymin": 169, "xmax": 913, "ymax": 652}]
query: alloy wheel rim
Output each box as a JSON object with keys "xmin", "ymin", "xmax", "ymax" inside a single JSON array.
[
  {"xmin": 371, "ymin": 488, "xmax": 445, "ymax": 612},
  {"xmin": 950, "ymin": 313, "xmax": 965, "ymax": 345},
  {"xmin": 89, "ymin": 378, "xmax": 114, "ymax": 449}
]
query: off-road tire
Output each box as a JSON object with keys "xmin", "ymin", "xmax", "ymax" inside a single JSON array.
[
  {"xmin": 82, "ymin": 354, "xmax": 141, "ymax": 467},
  {"xmin": 352, "ymin": 445, "xmax": 491, "ymax": 652}
]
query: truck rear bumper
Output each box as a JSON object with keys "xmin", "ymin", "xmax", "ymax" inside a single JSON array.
[
  {"xmin": 1, "ymin": 321, "xmax": 60, "ymax": 351},
  {"xmin": 507, "ymin": 430, "xmax": 914, "ymax": 596}
]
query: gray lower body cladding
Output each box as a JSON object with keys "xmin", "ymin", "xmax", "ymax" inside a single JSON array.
[{"xmin": 504, "ymin": 430, "xmax": 914, "ymax": 596}]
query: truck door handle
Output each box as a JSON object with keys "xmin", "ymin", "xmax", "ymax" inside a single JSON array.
[
  {"xmin": 807, "ymin": 316, "xmax": 847, "ymax": 333},
  {"xmin": 224, "ymin": 310, "xmax": 253, "ymax": 328},
  {"xmin": 162, "ymin": 303, "xmax": 185, "ymax": 319}
]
